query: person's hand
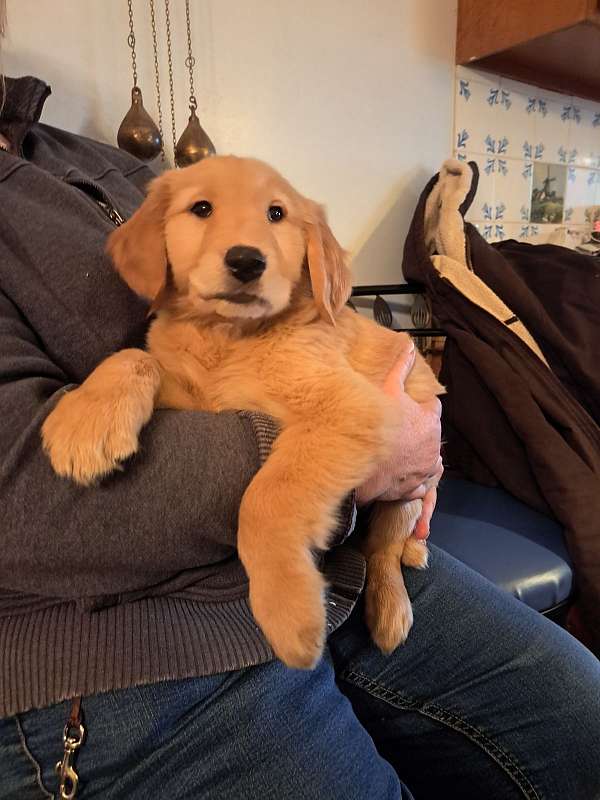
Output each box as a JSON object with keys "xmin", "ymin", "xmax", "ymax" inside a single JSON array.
[{"xmin": 356, "ymin": 340, "xmax": 443, "ymax": 537}]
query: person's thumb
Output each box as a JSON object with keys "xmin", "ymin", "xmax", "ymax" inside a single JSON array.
[{"xmin": 384, "ymin": 339, "xmax": 416, "ymax": 393}]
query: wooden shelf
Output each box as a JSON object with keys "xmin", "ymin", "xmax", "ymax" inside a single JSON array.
[{"xmin": 457, "ymin": 0, "xmax": 600, "ymax": 101}]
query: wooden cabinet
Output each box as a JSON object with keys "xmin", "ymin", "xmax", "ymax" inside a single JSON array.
[{"xmin": 457, "ymin": 0, "xmax": 600, "ymax": 100}]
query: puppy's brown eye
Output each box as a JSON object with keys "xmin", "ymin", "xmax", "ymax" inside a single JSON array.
[
  {"xmin": 190, "ymin": 200, "xmax": 212, "ymax": 218},
  {"xmin": 267, "ymin": 205, "xmax": 285, "ymax": 223}
]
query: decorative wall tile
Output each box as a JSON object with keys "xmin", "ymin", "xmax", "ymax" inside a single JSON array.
[
  {"xmin": 497, "ymin": 223, "xmax": 522, "ymax": 242},
  {"xmin": 534, "ymin": 99, "xmax": 570, "ymax": 165},
  {"xmin": 564, "ymin": 168, "xmax": 599, "ymax": 224},
  {"xmin": 519, "ymin": 223, "xmax": 559, "ymax": 245},
  {"xmin": 458, "ymin": 152, "xmax": 495, "ymax": 223},
  {"xmin": 455, "ymin": 77, "xmax": 500, "ymax": 157},
  {"xmin": 496, "ymin": 89, "xmax": 535, "ymax": 160},
  {"xmin": 471, "ymin": 221, "xmax": 508, "ymax": 242},
  {"xmin": 569, "ymin": 101, "xmax": 600, "ymax": 168},
  {"xmin": 495, "ymin": 159, "xmax": 533, "ymax": 222},
  {"xmin": 517, "ymin": 222, "xmax": 540, "ymax": 240}
]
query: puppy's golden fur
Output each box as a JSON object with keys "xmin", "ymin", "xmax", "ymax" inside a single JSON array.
[{"xmin": 42, "ymin": 156, "xmax": 443, "ymax": 668}]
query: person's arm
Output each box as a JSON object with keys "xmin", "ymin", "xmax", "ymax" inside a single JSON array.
[{"xmin": 0, "ymin": 288, "xmax": 279, "ymax": 599}]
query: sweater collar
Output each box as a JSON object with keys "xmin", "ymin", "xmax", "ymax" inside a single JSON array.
[{"xmin": 0, "ymin": 76, "xmax": 51, "ymax": 153}]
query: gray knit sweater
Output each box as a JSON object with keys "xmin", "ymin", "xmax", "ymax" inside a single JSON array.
[{"xmin": 0, "ymin": 77, "xmax": 363, "ymax": 718}]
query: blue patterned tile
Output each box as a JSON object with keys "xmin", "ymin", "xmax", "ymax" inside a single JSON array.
[
  {"xmin": 487, "ymin": 88, "xmax": 500, "ymax": 106},
  {"xmin": 521, "ymin": 224, "xmax": 540, "ymax": 238},
  {"xmin": 485, "ymin": 134, "xmax": 496, "ymax": 153},
  {"xmin": 495, "ymin": 202, "xmax": 506, "ymax": 220},
  {"xmin": 523, "ymin": 162, "xmax": 533, "ymax": 178},
  {"xmin": 523, "ymin": 141, "xmax": 532, "ymax": 159},
  {"xmin": 520, "ymin": 205, "xmax": 529, "ymax": 220},
  {"xmin": 525, "ymin": 97, "xmax": 548, "ymax": 117},
  {"xmin": 459, "ymin": 80, "xmax": 471, "ymax": 100},
  {"xmin": 561, "ymin": 104, "xmax": 581, "ymax": 123},
  {"xmin": 497, "ymin": 159, "xmax": 508, "ymax": 176},
  {"xmin": 534, "ymin": 143, "xmax": 545, "ymax": 159},
  {"xmin": 457, "ymin": 129, "xmax": 469, "ymax": 148}
]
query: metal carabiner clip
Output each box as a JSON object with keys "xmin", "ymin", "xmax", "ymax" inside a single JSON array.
[{"xmin": 55, "ymin": 721, "xmax": 85, "ymax": 799}]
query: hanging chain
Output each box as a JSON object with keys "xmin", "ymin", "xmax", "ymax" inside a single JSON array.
[
  {"xmin": 126, "ymin": 0, "xmax": 138, "ymax": 87},
  {"xmin": 184, "ymin": 0, "xmax": 197, "ymax": 112},
  {"xmin": 149, "ymin": 0, "xmax": 165, "ymax": 161},
  {"xmin": 164, "ymin": 0, "xmax": 178, "ymax": 157}
]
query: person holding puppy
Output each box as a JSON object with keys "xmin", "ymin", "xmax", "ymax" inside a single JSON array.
[{"xmin": 1, "ymin": 26, "xmax": 599, "ymax": 800}]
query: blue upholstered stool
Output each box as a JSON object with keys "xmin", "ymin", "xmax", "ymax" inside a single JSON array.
[{"xmin": 429, "ymin": 477, "xmax": 572, "ymax": 614}]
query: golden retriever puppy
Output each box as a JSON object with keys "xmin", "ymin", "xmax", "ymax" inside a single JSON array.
[{"xmin": 42, "ymin": 156, "xmax": 443, "ymax": 669}]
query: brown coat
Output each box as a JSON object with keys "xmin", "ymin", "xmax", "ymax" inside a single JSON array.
[{"xmin": 403, "ymin": 159, "xmax": 600, "ymax": 654}]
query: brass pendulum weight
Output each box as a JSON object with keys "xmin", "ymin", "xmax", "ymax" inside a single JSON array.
[
  {"xmin": 174, "ymin": 0, "xmax": 215, "ymax": 168},
  {"xmin": 117, "ymin": 0, "xmax": 162, "ymax": 161}
]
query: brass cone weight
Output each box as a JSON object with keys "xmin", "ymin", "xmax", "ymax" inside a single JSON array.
[
  {"xmin": 175, "ymin": 108, "xmax": 216, "ymax": 168},
  {"xmin": 117, "ymin": 87, "xmax": 163, "ymax": 162}
]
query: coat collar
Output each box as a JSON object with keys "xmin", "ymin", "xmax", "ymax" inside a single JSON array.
[{"xmin": 0, "ymin": 75, "xmax": 51, "ymax": 153}]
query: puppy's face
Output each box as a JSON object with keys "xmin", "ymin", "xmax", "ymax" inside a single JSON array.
[
  {"xmin": 108, "ymin": 156, "xmax": 351, "ymax": 326},
  {"xmin": 164, "ymin": 158, "xmax": 307, "ymax": 321}
]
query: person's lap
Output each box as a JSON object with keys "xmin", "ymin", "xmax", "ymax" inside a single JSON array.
[
  {"xmin": 330, "ymin": 545, "xmax": 600, "ymax": 799},
  {"xmin": 2, "ymin": 545, "xmax": 600, "ymax": 799}
]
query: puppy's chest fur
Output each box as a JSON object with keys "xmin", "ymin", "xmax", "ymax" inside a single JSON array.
[{"xmin": 148, "ymin": 307, "xmax": 442, "ymax": 424}]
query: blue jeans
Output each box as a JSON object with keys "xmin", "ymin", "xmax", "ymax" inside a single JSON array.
[{"xmin": 2, "ymin": 546, "xmax": 600, "ymax": 799}]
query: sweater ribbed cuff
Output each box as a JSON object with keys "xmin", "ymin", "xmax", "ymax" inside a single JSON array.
[{"xmin": 237, "ymin": 411, "xmax": 280, "ymax": 465}]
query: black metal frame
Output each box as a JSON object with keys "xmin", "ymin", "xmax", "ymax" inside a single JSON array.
[{"xmin": 350, "ymin": 283, "xmax": 444, "ymax": 337}]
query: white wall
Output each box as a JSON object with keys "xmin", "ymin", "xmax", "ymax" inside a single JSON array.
[{"xmin": 3, "ymin": 0, "xmax": 457, "ymax": 283}]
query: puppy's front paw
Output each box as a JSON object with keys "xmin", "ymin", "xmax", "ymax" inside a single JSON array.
[
  {"xmin": 42, "ymin": 385, "xmax": 151, "ymax": 486},
  {"xmin": 249, "ymin": 560, "xmax": 327, "ymax": 669}
]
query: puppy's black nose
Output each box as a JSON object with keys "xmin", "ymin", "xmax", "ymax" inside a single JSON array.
[{"xmin": 224, "ymin": 246, "xmax": 266, "ymax": 283}]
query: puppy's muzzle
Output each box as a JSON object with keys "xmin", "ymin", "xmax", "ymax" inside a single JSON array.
[{"xmin": 224, "ymin": 246, "xmax": 267, "ymax": 284}]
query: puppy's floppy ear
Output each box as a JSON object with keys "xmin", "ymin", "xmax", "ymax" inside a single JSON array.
[
  {"xmin": 107, "ymin": 174, "xmax": 171, "ymax": 299},
  {"xmin": 305, "ymin": 201, "xmax": 352, "ymax": 325}
]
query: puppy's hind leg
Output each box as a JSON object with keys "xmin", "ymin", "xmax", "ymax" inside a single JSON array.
[{"xmin": 362, "ymin": 500, "xmax": 425, "ymax": 653}]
